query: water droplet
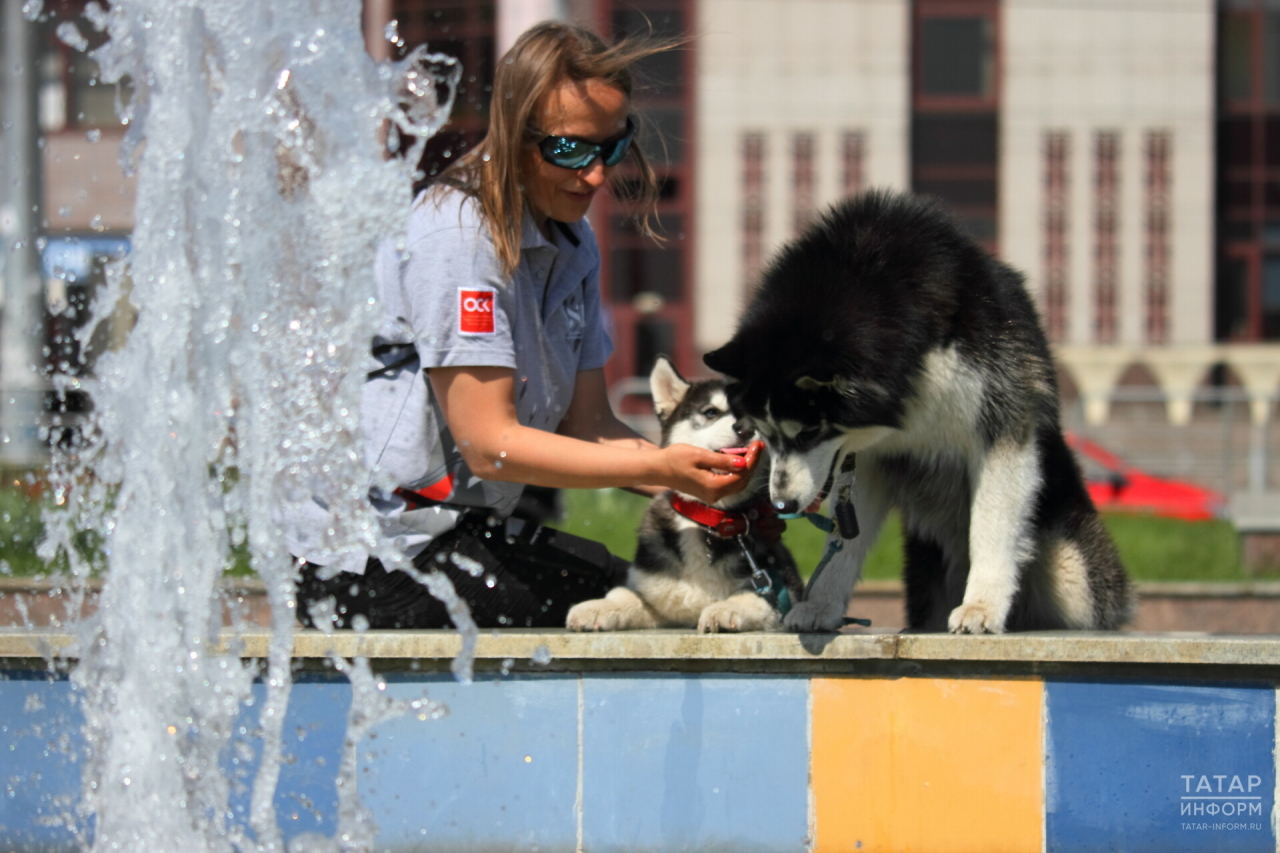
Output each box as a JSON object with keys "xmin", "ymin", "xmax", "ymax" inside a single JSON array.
[
  {"xmin": 86, "ymin": 129, "xmax": 101, "ymax": 143},
  {"xmin": 83, "ymin": 1, "xmax": 108, "ymax": 31},
  {"xmin": 531, "ymin": 645, "xmax": 552, "ymax": 665},
  {"xmin": 450, "ymin": 552, "xmax": 484, "ymax": 577},
  {"xmin": 56, "ymin": 21, "xmax": 88, "ymax": 51}
]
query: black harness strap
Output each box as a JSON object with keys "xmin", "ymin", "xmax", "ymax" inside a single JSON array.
[{"xmin": 367, "ymin": 343, "xmax": 419, "ymax": 380}]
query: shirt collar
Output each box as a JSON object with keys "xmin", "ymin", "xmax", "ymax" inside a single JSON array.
[
  {"xmin": 520, "ymin": 206, "xmax": 583, "ymax": 252},
  {"xmin": 520, "ymin": 207, "xmax": 552, "ymax": 250}
]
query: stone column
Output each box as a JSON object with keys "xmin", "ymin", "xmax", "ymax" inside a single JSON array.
[{"xmin": 0, "ymin": 0, "xmax": 47, "ymax": 466}]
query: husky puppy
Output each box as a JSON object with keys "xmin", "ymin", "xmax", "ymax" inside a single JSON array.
[
  {"xmin": 566, "ymin": 357, "xmax": 802, "ymax": 633},
  {"xmin": 703, "ymin": 191, "xmax": 1132, "ymax": 634}
]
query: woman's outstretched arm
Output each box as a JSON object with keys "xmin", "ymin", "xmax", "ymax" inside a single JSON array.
[{"xmin": 429, "ymin": 365, "xmax": 757, "ymax": 504}]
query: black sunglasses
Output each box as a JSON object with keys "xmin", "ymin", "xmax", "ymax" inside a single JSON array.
[{"xmin": 532, "ymin": 117, "xmax": 636, "ymax": 170}]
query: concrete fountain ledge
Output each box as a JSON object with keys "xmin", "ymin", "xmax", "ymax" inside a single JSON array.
[
  {"xmin": 8, "ymin": 628, "xmax": 1280, "ymax": 851},
  {"xmin": 5, "ymin": 627, "xmax": 1280, "ymax": 677}
]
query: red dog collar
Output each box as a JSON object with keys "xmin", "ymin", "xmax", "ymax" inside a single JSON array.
[{"xmin": 668, "ymin": 493, "xmax": 776, "ymax": 538}]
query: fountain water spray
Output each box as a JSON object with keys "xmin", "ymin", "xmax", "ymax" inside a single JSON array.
[{"xmin": 40, "ymin": 1, "xmax": 467, "ymax": 849}]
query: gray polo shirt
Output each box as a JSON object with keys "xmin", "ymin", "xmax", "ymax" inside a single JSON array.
[{"xmin": 283, "ymin": 188, "xmax": 613, "ymax": 573}]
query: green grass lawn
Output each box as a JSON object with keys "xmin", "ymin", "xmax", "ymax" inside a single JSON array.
[
  {"xmin": 0, "ymin": 471, "xmax": 54, "ymax": 577},
  {"xmin": 0, "ymin": 477, "xmax": 1257, "ymax": 582},
  {"xmin": 552, "ymin": 489, "xmax": 907, "ymax": 581},
  {"xmin": 552, "ymin": 488, "xmax": 1254, "ymax": 583}
]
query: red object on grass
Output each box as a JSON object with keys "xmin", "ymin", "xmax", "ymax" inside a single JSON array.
[{"xmin": 1064, "ymin": 434, "xmax": 1226, "ymax": 521}]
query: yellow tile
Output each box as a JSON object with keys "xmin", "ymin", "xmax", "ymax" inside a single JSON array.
[{"xmin": 812, "ymin": 677, "xmax": 1043, "ymax": 853}]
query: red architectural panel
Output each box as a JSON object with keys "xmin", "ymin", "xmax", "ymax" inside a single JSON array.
[
  {"xmin": 1094, "ymin": 131, "xmax": 1120, "ymax": 344},
  {"xmin": 1043, "ymin": 130, "xmax": 1070, "ymax": 343},
  {"xmin": 743, "ymin": 131, "xmax": 767, "ymax": 290},
  {"xmin": 1144, "ymin": 130, "xmax": 1171, "ymax": 344},
  {"xmin": 842, "ymin": 130, "xmax": 865, "ymax": 198},
  {"xmin": 792, "ymin": 132, "xmax": 816, "ymax": 235}
]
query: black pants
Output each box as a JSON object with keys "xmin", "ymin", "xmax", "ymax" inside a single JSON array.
[{"xmin": 296, "ymin": 513, "xmax": 628, "ymax": 629}]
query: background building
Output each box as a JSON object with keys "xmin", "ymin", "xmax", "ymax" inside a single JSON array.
[{"xmin": 8, "ymin": 0, "xmax": 1280, "ymax": 492}]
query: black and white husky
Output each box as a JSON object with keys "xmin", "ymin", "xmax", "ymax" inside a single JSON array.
[
  {"xmin": 565, "ymin": 357, "xmax": 802, "ymax": 633},
  {"xmin": 704, "ymin": 191, "xmax": 1132, "ymax": 634}
]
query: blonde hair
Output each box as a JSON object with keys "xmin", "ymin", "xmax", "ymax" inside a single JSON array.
[{"xmin": 431, "ymin": 21, "xmax": 679, "ymax": 276}]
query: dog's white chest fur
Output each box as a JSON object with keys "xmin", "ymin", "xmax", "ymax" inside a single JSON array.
[
  {"xmin": 628, "ymin": 517, "xmax": 753, "ymax": 623},
  {"xmin": 878, "ymin": 347, "xmax": 987, "ymax": 461}
]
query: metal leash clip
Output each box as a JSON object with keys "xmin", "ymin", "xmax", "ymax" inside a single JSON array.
[{"xmin": 736, "ymin": 533, "xmax": 776, "ymax": 601}]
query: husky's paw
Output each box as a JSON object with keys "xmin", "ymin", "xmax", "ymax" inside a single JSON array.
[
  {"xmin": 566, "ymin": 587, "xmax": 656, "ymax": 631},
  {"xmin": 947, "ymin": 601, "xmax": 1007, "ymax": 634},
  {"xmin": 566, "ymin": 598, "xmax": 626, "ymax": 631},
  {"xmin": 783, "ymin": 599, "xmax": 845, "ymax": 633},
  {"xmin": 698, "ymin": 598, "xmax": 782, "ymax": 633},
  {"xmin": 565, "ymin": 596, "xmax": 619, "ymax": 630}
]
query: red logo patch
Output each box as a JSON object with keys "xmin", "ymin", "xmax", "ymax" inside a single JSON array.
[{"xmin": 458, "ymin": 289, "xmax": 495, "ymax": 334}]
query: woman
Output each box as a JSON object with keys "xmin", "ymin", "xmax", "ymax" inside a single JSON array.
[{"xmin": 291, "ymin": 22, "xmax": 761, "ymax": 629}]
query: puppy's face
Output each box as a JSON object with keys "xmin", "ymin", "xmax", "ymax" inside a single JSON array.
[{"xmin": 650, "ymin": 356, "xmax": 768, "ymax": 503}]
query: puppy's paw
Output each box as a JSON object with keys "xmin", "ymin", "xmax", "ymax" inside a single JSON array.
[
  {"xmin": 783, "ymin": 599, "xmax": 845, "ymax": 633},
  {"xmin": 566, "ymin": 587, "xmax": 656, "ymax": 631},
  {"xmin": 697, "ymin": 598, "xmax": 782, "ymax": 634},
  {"xmin": 566, "ymin": 598, "xmax": 628, "ymax": 632},
  {"xmin": 947, "ymin": 601, "xmax": 1007, "ymax": 634}
]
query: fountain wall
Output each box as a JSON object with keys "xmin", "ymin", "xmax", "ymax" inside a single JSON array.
[{"xmin": 2, "ymin": 629, "xmax": 1278, "ymax": 852}]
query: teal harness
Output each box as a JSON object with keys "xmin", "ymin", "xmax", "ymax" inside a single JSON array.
[{"xmin": 776, "ymin": 452, "xmax": 873, "ymax": 628}]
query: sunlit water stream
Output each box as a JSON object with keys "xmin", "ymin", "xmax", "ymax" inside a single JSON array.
[{"xmin": 38, "ymin": 2, "xmax": 472, "ymax": 849}]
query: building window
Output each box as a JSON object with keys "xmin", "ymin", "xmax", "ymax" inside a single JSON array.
[
  {"xmin": 38, "ymin": 7, "xmax": 129, "ymax": 132},
  {"xmin": 1043, "ymin": 130, "xmax": 1070, "ymax": 344},
  {"xmin": 842, "ymin": 130, "xmax": 866, "ymax": 197},
  {"xmin": 912, "ymin": 0, "xmax": 999, "ymax": 252},
  {"xmin": 1216, "ymin": 1, "xmax": 1280, "ymax": 340},
  {"xmin": 1145, "ymin": 130, "xmax": 1172, "ymax": 344},
  {"xmin": 1265, "ymin": 256, "xmax": 1280, "ymax": 337},
  {"xmin": 918, "ymin": 15, "xmax": 993, "ymax": 98},
  {"xmin": 1094, "ymin": 130, "xmax": 1121, "ymax": 345},
  {"xmin": 392, "ymin": 0, "xmax": 496, "ymax": 185},
  {"xmin": 743, "ymin": 132, "xmax": 767, "ymax": 290},
  {"xmin": 792, "ymin": 132, "xmax": 816, "ymax": 235},
  {"xmin": 595, "ymin": 0, "xmax": 694, "ymax": 381}
]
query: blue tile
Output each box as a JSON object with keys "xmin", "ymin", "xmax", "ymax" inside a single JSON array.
[
  {"xmin": 0, "ymin": 673, "xmax": 83, "ymax": 852},
  {"xmin": 358, "ymin": 673, "xmax": 580, "ymax": 852},
  {"xmin": 581, "ymin": 674, "xmax": 809, "ymax": 853},
  {"xmin": 1046, "ymin": 681, "xmax": 1275, "ymax": 853},
  {"xmin": 0, "ymin": 669, "xmax": 351, "ymax": 850},
  {"xmin": 225, "ymin": 675, "xmax": 351, "ymax": 844}
]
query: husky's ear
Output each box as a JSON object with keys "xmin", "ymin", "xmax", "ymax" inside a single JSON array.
[
  {"xmin": 795, "ymin": 372, "xmax": 866, "ymax": 398},
  {"xmin": 793, "ymin": 365, "xmax": 839, "ymax": 393},
  {"xmin": 649, "ymin": 356, "xmax": 690, "ymax": 420},
  {"xmin": 703, "ymin": 339, "xmax": 743, "ymax": 380}
]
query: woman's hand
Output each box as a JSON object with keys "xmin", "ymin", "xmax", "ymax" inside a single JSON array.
[{"xmin": 655, "ymin": 440, "xmax": 764, "ymax": 505}]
